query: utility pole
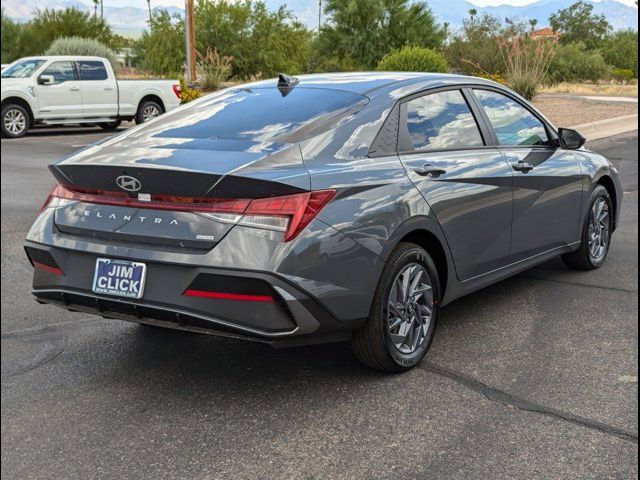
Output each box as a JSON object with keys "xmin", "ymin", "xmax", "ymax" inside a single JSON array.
[
  {"xmin": 184, "ymin": 0, "xmax": 197, "ymax": 84},
  {"xmin": 318, "ymin": 0, "xmax": 322, "ymax": 30}
]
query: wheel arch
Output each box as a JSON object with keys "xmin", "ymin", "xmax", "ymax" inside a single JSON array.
[
  {"xmin": 1, "ymin": 96, "xmax": 35, "ymax": 127},
  {"xmin": 595, "ymin": 175, "xmax": 618, "ymax": 229},
  {"xmin": 137, "ymin": 94, "xmax": 165, "ymax": 114}
]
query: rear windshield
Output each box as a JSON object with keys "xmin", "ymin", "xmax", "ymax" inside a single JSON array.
[{"xmin": 150, "ymin": 87, "xmax": 368, "ymax": 142}]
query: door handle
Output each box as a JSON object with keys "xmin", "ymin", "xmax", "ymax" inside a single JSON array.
[
  {"xmin": 104, "ymin": 86, "xmax": 114, "ymax": 91},
  {"xmin": 511, "ymin": 161, "xmax": 534, "ymax": 173},
  {"xmin": 413, "ymin": 164, "xmax": 447, "ymax": 178},
  {"xmin": 69, "ymin": 86, "xmax": 80, "ymax": 92}
]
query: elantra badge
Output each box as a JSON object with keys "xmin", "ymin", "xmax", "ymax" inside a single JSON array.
[{"xmin": 116, "ymin": 175, "xmax": 142, "ymax": 192}]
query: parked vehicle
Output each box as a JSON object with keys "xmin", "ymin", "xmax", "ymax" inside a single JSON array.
[
  {"xmin": 1, "ymin": 56, "xmax": 181, "ymax": 138},
  {"xmin": 24, "ymin": 72, "xmax": 622, "ymax": 372}
]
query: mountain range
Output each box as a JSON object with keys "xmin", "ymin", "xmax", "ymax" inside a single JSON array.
[{"xmin": 2, "ymin": 0, "xmax": 638, "ymax": 36}]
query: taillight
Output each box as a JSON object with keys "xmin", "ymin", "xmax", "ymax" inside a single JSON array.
[
  {"xmin": 42, "ymin": 184, "xmax": 335, "ymax": 242},
  {"xmin": 172, "ymin": 84, "xmax": 182, "ymax": 99}
]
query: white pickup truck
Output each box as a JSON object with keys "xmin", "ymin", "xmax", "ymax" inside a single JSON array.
[{"xmin": 1, "ymin": 56, "xmax": 182, "ymax": 138}]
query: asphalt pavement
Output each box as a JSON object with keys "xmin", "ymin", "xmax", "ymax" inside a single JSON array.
[{"xmin": 1, "ymin": 126, "xmax": 638, "ymax": 479}]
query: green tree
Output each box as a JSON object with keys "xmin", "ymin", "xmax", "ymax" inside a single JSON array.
[
  {"xmin": 195, "ymin": 0, "xmax": 312, "ymax": 79},
  {"xmin": 549, "ymin": 1, "xmax": 611, "ymax": 49},
  {"xmin": 600, "ymin": 30, "xmax": 638, "ymax": 77},
  {"xmin": 445, "ymin": 13, "xmax": 505, "ymax": 75},
  {"xmin": 547, "ymin": 42, "xmax": 608, "ymax": 84},
  {"xmin": 1, "ymin": 10, "xmax": 38, "ymax": 63},
  {"xmin": 135, "ymin": 9, "xmax": 185, "ymax": 76},
  {"xmin": 316, "ymin": 0, "xmax": 445, "ymax": 71},
  {"xmin": 30, "ymin": 8, "xmax": 115, "ymax": 54}
]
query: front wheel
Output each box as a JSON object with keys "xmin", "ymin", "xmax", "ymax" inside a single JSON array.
[
  {"xmin": 1, "ymin": 104, "xmax": 30, "ymax": 138},
  {"xmin": 135, "ymin": 100, "xmax": 163, "ymax": 125},
  {"xmin": 562, "ymin": 185, "xmax": 613, "ymax": 270},
  {"xmin": 351, "ymin": 242, "xmax": 441, "ymax": 372}
]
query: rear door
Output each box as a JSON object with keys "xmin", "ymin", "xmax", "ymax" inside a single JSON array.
[
  {"xmin": 35, "ymin": 60, "xmax": 83, "ymax": 119},
  {"xmin": 398, "ymin": 88, "xmax": 514, "ymax": 281},
  {"xmin": 76, "ymin": 60, "xmax": 118, "ymax": 117},
  {"xmin": 471, "ymin": 88, "xmax": 583, "ymax": 262}
]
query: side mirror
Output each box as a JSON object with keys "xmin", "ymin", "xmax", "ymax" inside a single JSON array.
[
  {"xmin": 38, "ymin": 74, "xmax": 55, "ymax": 86},
  {"xmin": 559, "ymin": 128, "xmax": 586, "ymax": 150}
]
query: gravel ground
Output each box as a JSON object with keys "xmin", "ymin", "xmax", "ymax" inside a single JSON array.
[{"xmin": 533, "ymin": 95, "xmax": 638, "ymax": 127}]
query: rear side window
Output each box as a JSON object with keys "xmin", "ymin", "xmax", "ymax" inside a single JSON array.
[
  {"xmin": 41, "ymin": 61, "xmax": 75, "ymax": 84},
  {"xmin": 474, "ymin": 89, "xmax": 549, "ymax": 146},
  {"xmin": 78, "ymin": 61, "xmax": 108, "ymax": 81},
  {"xmin": 404, "ymin": 90, "xmax": 484, "ymax": 151}
]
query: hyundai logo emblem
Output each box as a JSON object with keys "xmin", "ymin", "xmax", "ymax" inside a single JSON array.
[{"xmin": 116, "ymin": 175, "xmax": 142, "ymax": 192}]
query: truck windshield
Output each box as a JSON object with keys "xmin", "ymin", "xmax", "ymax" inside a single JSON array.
[{"xmin": 1, "ymin": 59, "xmax": 46, "ymax": 78}]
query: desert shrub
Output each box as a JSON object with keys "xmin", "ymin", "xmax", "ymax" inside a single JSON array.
[
  {"xmin": 377, "ymin": 46, "xmax": 448, "ymax": 73},
  {"xmin": 197, "ymin": 47, "xmax": 232, "ymax": 91},
  {"xmin": 498, "ymin": 35, "xmax": 556, "ymax": 100},
  {"xmin": 547, "ymin": 42, "xmax": 609, "ymax": 84},
  {"xmin": 134, "ymin": 10, "xmax": 185, "ymax": 77},
  {"xmin": 445, "ymin": 13, "xmax": 505, "ymax": 75},
  {"xmin": 45, "ymin": 36, "xmax": 119, "ymax": 72},
  {"xmin": 611, "ymin": 68, "xmax": 635, "ymax": 84}
]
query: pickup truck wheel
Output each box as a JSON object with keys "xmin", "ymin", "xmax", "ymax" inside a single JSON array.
[
  {"xmin": 1, "ymin": 104, "xmax": 29, "ymax": 138},
  {"xmin": 98, "ymin": 120, "xmax": 121, "ymax": 131},
  {"xmin": 135, "ymin": 100, "xmax": 163, "ymax": 124}
]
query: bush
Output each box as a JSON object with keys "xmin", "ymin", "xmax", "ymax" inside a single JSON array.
[
  {"xmin": 445, "ymin": 13, "xmax": 505, "ymax": 75},
  {"xmin": 45, "ymin": 37, "xmax": 120, "ymax": 73},
  {"xmin": 547, "ymin": 42, "xmax": 609, "ymax": 84},
  {"xmin": 135, "ymin": 10, "xmax": 185, "ymax": 77},
  {"xmin": 611, "ymin": 68, "xmax": 635, "ymax": 84},
  {"xmin": 377, "ymin": 46, "xmax": 448, "ymax": 73},
  {"xmin": 197, "ymin": 47, "xmax": 232, "ymax": 91},
  {"xmin": 179, "ymin": 77, "xmax": 201, "ymax": 103}
]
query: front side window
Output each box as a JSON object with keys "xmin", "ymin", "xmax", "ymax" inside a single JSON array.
[
  {"xmin": 1, "ymin": 59, "xmax": 46, "ymax": 78},
  {"xmin": 474, "ymin": 89, "xmax": 549, "ymax": 146},
  {"xmin": 404, "ymin": 90, "xmax": 484, "ymax": 151},
  {"xmin": 41, "ymin": 61, "xmax": 76, "ymax": 84},
  {"xmin": 78, "ymin": 61, "xmax": 108, "ymax": 81}
]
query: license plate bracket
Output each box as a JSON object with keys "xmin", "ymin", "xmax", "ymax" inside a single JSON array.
[{"xmin": 92, "ymin": 258, "xmax": 147, "ymax": 299}]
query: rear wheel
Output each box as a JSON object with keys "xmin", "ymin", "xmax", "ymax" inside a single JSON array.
[
  {"xmin": 135, "ymin": 99, "xmax": 163, "ymax": 124},
  {"xmin": 1, "ymin": 104, "xmax": 29, "ymax": 138},
  {"xmin": 98, "ymin": 120, "xmax": 121, "ymax": 131},
  {"xmin": 562, "ymin": 185, "xmax": 613, "ymax": 270},
  {"xmin": 351, "ymin": 242, "xmax": 440, "ymax": 372}
]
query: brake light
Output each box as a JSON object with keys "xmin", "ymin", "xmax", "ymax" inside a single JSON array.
[
  {"xmin": 172, "ymin": 84, "xmax": 182, "ymax": 99},
  {"xmin": 42, "ymin": 184, "xmax": 335, "ymax": 242}
]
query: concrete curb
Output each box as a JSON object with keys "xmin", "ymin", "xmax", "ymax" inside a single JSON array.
[{"xmin": 571, "ymin": 114, "xmax": 638, "ymax": 141}]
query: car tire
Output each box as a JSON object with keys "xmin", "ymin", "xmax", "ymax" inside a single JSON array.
[
  {"xmin": 562, "ymin": 185, "xmax": 613, "ymax": 270},
  {"xmin": 351, "ymin": 242, "xmax": 441, "ymax": 372},
  {"xmin": 98, "ymin": 120, "xmax": 121, "ymax": 131},
  {"xmin": 1, "ymin": 103, "xmax": 30, "ymax": 138},
  {"xmin": 135, "ymin": 99, "xmax": 163, "ymax": 124}
]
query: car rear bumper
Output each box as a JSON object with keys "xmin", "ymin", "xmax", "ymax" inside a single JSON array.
[{"xmin": 25, "ymin": 241, "xmax": 363, "ymax": 347}]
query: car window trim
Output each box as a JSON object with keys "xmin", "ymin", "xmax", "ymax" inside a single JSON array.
[
  {"xmin": 367, "ymin": 82, "xmax": 561, "ymax": 158},
  {"xmin": 468, "ymin": 86, "xmax": 559, "ymax": 148},
  {"xmin": 396, "ymin": 86, "xmax": 489, "ymax": 154}
]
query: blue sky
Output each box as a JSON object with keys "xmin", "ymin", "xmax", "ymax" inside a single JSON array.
[{"xmin": 105, "ymin": 0, "xmax": 638, "ymax": 7}]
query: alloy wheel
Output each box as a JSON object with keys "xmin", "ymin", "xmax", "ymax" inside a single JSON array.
[
  {"xmin": 588, "ymin": 197, "xmax": 610, "ymax": 262},
  {"xmin": 142, "ymin": 104, "xmax": 161, "ymax": 122},
  {"xmin": 4, "ymin": 108, "xmax": 27, "ymax": 136},
  {"xmin": 386, "ymin": 263, "xmax": 434, "ymax": 355}
]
